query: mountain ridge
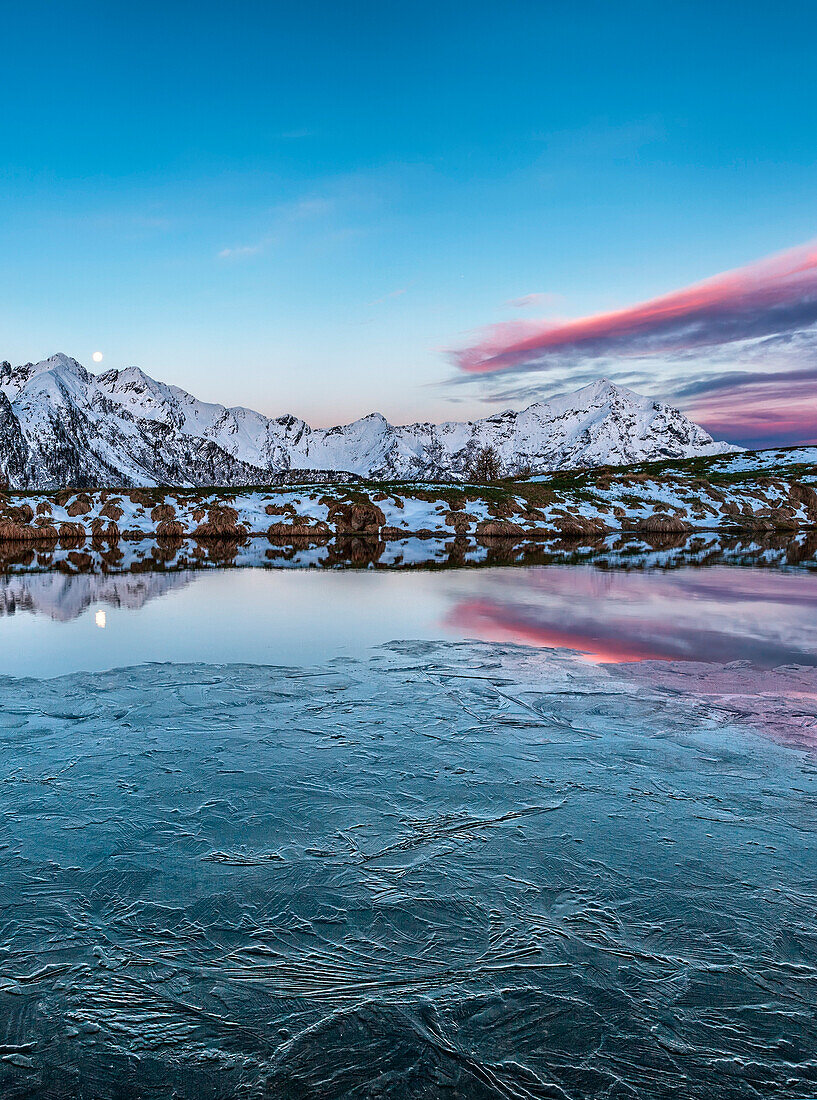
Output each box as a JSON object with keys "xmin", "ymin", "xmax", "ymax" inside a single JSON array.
[{"xmin": 0, "ymin": 353, "xmax": 737, "ymax": 488}]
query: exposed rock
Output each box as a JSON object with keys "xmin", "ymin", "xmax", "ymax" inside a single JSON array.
[{"xmin": 790, "ymin": 482, "xmax": 817, "ymax": 523}]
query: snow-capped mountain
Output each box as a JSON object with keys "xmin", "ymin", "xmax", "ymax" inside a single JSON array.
[
  {"xmin": 0, "ymin": 353, "xmax": 736, "ymax": 488},
  {"xmin": 0, "ymin": 570, "xmax": 193, "ymax": 622}
]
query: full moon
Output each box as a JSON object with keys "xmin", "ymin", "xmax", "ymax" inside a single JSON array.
[{"xmin": 92, "ymin": 351, "xmax": 104, "ymax": 363}]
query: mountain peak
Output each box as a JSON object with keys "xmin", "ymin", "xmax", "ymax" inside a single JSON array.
[
  {"xmin": 0, "ymin": 353, "xmax": 92, "ymax": 398},
  {"xmin": 0, "ymin": 353, "xmax": 739, "ymax": 488},
  {"xmin": 576, "ymin": 378, "xmax": 632, "ymax": 400},
  {"xmin": 39, "ymin": 352, "xmax": 87, "ymax": 374},
  {"xmin": 98, "ymin": 365, "xmax": 161, "ymax": 390}
]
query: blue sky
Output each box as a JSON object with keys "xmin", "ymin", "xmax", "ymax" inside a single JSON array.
[{"xmin": 2, "ymin": 1, "xmax": 817, "ymax": 441}]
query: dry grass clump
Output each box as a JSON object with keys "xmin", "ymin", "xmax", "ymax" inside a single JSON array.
[
  {"xmin": 326, "ymin": 499, "xmax": 385, "ymax": 534},
  {"xmin": 65, "ymin": 495, "xmax": 93, "ymax": 517},
  {"xmin": 90, "ymin": 518, "xmax": 121, "ymax": 545},
  {"xmin": 476, "ymin": 519, "xmax": 525, "ymax": 538},
  {"xmin": 99, "ymin": 501, "xmax": 124, "ymax": 521},
  {"xmin": 485, "ymin": 499, "xmax": 518, "ymax": 520},
  {"xmin": 635, "ymin": 513, "xmax": 691, "ymax": 534},
  {"xmin": 156, "ymin": 519, "xmax": 186, "ymax": 540},
  {"xmin": 765, "ymin": 508, "xmax": 800, "ymax": 531},
  {"xmin": 34, "ymin": 522, "xmax": 59, "ymax": 540},
  {"xmin": 445, "ymin": 510, "xmax": 474, "ymax": 535},
  {"xmin": 267, "ymin": 521, "xmax": 330, "ymax": 542},
  {"xmin": 8, "ymin": 503, "xmax": 35, "ymax": 523},
  {"xmin": 0, "ymin": 519, "xmax": 53, "ymax": 545},
  {"xmin": 150, "ymin": 503, "xmax": 178, "ymax": 522},
  {"xmin": 552, "ymin": 515, "xmax": 608, "ymax": 537},
  {"xmin": 192, "ymin": 505, "xmax": 248, "ymax": 540},
  {"xmin": 0, "ymin": 520, "xmax": 39, "ymax": 541},
  {"xmin": 58, "ymin": 522, "xmax": 87, "ymax": 547}
]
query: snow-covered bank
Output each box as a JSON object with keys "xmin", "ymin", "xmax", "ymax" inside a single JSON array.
[{"xmin": 0, "ymin": 443, "xmax": 816, "ymax": 549}]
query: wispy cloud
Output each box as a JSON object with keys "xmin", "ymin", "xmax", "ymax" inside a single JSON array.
[
  {"xmin": 451, "ymin": 240, "xmax": 817, "ymax": 374},
  {"xmin": 217, "ymin": 196, "xmax": 335, "ymax": 261},
  {"xmin": 218, "ymin": 241, "xmax": 267, "ymax": 259},
  {"xmin": 367, "ymin": 287, "xmax": 408, "ymax": 306},
  {"xmin": 504, "ymin": 291, "xmax": 563, "ymax": 310}
]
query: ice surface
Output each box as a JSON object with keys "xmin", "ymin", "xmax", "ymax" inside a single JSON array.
[{"xmin": 0, "ymin": 640, "xmax": 814, "ymax": 1098}]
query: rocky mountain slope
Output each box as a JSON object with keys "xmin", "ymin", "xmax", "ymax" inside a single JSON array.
[{"xmin": 0, "ymin": 353, "xmax": 736, "ymax": 488}]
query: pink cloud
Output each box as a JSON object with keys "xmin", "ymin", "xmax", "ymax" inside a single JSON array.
[
  {"xmin": 452, "ymin": 240, "xmax": 817, "ymax": 373},
  {"xmin": 688, "ymin": 376, "xmax": 817, "ymax": 447},
  {"xmin": 452, "ymin": 596, "xmax": 817, "ymax": 746}
]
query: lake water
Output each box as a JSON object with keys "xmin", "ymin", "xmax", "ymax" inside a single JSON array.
[{"xmin": 0, "ymin": 552, "xmax": 815, "ymax": 1098}]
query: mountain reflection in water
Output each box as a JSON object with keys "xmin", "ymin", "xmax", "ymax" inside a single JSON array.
[{"xmin": 2, "ymin": 546, "xmax": 817, "ymax": 680}]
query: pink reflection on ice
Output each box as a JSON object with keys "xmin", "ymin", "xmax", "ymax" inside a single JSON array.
[
  {"xmin": 445, "ymin": 566, "xmax": 817, "ymax": 745},
  {"xmin": 617, "ymin": 662, "xmax": 817, "ymax": 747}
]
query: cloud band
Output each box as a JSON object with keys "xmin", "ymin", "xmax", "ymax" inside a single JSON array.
[{"xmin": 452, "ymin": 241, "xmax": 817, "ymax": 374}]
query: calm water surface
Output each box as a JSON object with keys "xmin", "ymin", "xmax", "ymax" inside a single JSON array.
[
  {"xmin": 3, "ymin": 563, "xmax": 817, "ymax": 677},
  {"xmin": 0, "ymin": 561, "xmax": 815, "ymax": 1099}
]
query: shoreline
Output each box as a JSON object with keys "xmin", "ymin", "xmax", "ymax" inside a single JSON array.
[{"xmin": 1, "ymin": 461, "xmax": 817, "ymax": 546}]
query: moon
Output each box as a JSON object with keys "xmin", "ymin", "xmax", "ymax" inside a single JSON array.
[{"xmin": 92, "ymin": 351, "xmax": 104, "ymax": 363}]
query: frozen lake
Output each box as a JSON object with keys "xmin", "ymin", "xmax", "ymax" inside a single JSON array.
[{"xmin": 0, "ymin": 558, "xmax": 815, "ymax": 1098}]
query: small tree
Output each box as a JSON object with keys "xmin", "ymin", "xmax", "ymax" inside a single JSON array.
[{"xmin": 468, "ymin": 444, "xmax": 502, "ymax": 483}]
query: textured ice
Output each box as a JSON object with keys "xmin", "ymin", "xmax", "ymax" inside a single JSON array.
[{"xmin": 0, "ymin": 641, "xmax": 815, "ymax": 1098}]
